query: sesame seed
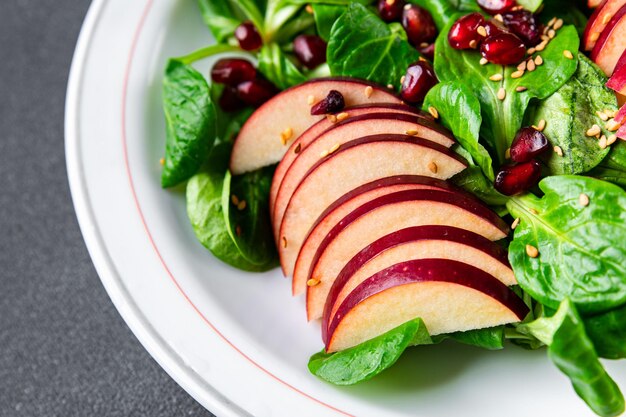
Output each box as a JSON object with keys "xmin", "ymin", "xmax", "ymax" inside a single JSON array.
[
  {"xmin": 237, "ymin": 200, "xmax": 247, "ymax": 211},
  {"xmin": 320, "ymin": 149, "xmax": 329, "ymax": 158},
  {"xmin": 280, "ymin": 127, "xmax": 293, "ymax": 145},
  {"xmin": 231, "ymin": 194, "xmax": 239, "ymax": 205},
  {"xmin": 536, "ymin": 119, "xmax": 546, "ymax": 132},
  {"xmin": 306, "ymin": 4, "xmax": 313, "ymax": 13},
  {"xmin": 328, "ymin": 143, "xmax": 341, "ymax": 154},
  {"xmin": 554, "ymin": 145, "xmax": 563, "ymax": 156},
  {"xmin": 326, "ymin": 114, "xmax": 337, "ymax": 123},
  {"xmin": 480, "ymin": 57, "xmax": 489, "ymax": 65},
  {"xmin": 427, "ymin": 161, "xmax": 438, "ymax": 173},
  {"xmin": 469, "ymin": 39, "xmax": 478, "ymax": 49},
  {"xmin": 404, "ymin": 3, "xmax": 411, "ymax": 10},
  {"xmin": 606, "ymin": 109, "xmax": 618, "ymax": 118},
  {"xmin": 511, "ymin": 70, "xmax": 524, "ymax": 79},
  {"xmin": 586, "ymin": 124, "xmax": 601, "ymax": 137},
  {"xmin": 294, "ymin": 143, "xmax": 302, "ymax": 154},
  {"xmin": 282, "ymin": 237, "xmax": 287, "ymax": 248},
  {"xmin": 386, "ymin": 0, "xmax": 396, "ymax": 4},
  {"xmin": 406, "ymin": 129, "xmax": 419, "ymax": 136},
  {"xmin": 529, "ymin": 208, "xmax": 539, "ymax": 215},
  {"xmin": 579, "ymin": 193, "xmax": 590, "ymax": 207},
  {"xmin": 387, "ymin": 84, "xmax": 394, "ymax": 90},
  {"xmin": 517, "ymin": 61, "xmax": 527, "ymax": 71},
  {"xmin": 497, "ymin": 87, "xmax": 506, "ymax": 101},
  {"xmin": 563, "ymin": 50, "xmax": 574, "ymax": 59},
  {"xmin": 602, "ymin": 13, "xmax": 612, "ymax": 25},
  {"xmin": 400, "ymin": 75, "xmax": 406, "ymax": 84},
  {"xmin": 535, "ymin": 40, "xmax": 548, "ymax": 51},
  {"xmin": 606, "ymin": 119, "xmax": 621, "ymax": 132},
  {"xmin": 534, "ymin": 55, "xmax": 543, "ymax": 66},
  {"xmin": 553, "ymin": 18, "xmax": 563, "ymax": 30},
  {"xmin": 590, "ymin": 32, "xmax": 600, "ymax": 42},
  {"xmin": 307, "ymin": 95, "xmax": 316, "ymax": 105},
  {"xmin": 364, "ymin": 86, "xmax": 373, "ymax": 98},
  {"xmin": 597, "ymin": 111, "xmax": 609, "ymax": 121},
  {"xmin": 307, "ymin": 278, "xmax": 320, "ymax": 287},
  {"xmin": 607, "ymin": 135, "xmax": 617, "ymax": 145},
  {"xmin": 599, "ymin": 135, "xmax": 608, "ymax": 149},
  {"xmin": 548, "ymin": 29, "xmax": 556, "ymax": 39},
  {"xmin": 516, "ymin": 86, "xmax": 528, "ymax": 92},
  {"xmin": 541, "ymin": 34, "xmax": 550, "ymax": 42},
  {"xmin": 547, "ymin": 17, "xmax": 557, "ymax": 27},
  {"xmin": 336, "ymin": 112, "xmax": 349, "ymax": 122},
  {"xmin": 477, "ymin": 26, "xmax": 487, "ymax": 37},
  {"xmin": 428, "ymin": 106, "xmax": 439, "ymax": 119},
  {"xmin": 527, "ymin": 47, "xmax": 536, "ymax": 55},
  {"xmin": 489, "ymin": 73, "xmax": 503, "ymax": 81},
  {"xmin": 505, "ymin": 148, "xmax": 511, "ymax": 159},
  {"xmin": 418, "ymin": 56, "xmax": 428, "ymax": 62},
  {"xmin": 527, "ymin": 59, "xmax": 536, "ymax": 72},
  {"xmin": 526, "ymin": 244, "xmax": 539, "ymax": 258},
  {"xmin": 494, "ymin": 14, "xmax": 504, "ymax": 22},
  {"xmin": 511, "ymin": 218, "xmax": 520, "ymax": 230},
  {"xmin": 159, "ymin": 157, "xmax": 165, "ymax": 166}
]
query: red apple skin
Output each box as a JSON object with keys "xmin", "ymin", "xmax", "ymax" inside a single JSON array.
[
  {"xmin": 277, "ymin": 134, "xmax": 468, "ymax": 270},
  {"xmin": 583, "ymin": 0, "xmax": 626, "ymax": 51},
  {"xmin": 271, "ymin": 112, "xmax": 456, "ymax": 237},
  {"xmin": 615, "ymin": 103, "xmax": 626, "ymax": 124},
  {"xmin": 618, "ymin": 122, "xmax": 626, "ymax": 140},
  {"xmin": 270, "ymin": 103, "xmax": 429, "ymax": 215},
  {"xmin": 591, "ymin": 4, "xmax": 626, "ymax": 76},
  {"xmin": 303, "ymin": 188, "xmax": 510, "ymax": 321},
  {"xmin": 607, "ymin": 49, "xmax": 626, "ymax": 95},
  {"xmin": 325, "ymin": 259, "xmax": 529, "ymax": 352},
  {"xmin": 290, "ymin": 176, "xmax": 458, "ymax": 293},
  {"xmin": 321, "ymin": 225, "xmax": 514, "ymax": 341},
  {"xmin": 230, "ymin": 77, "xmax": 402, "ymax": 174}
]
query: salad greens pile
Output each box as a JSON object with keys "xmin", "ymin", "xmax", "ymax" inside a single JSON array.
[{"xmin": 159, "ymin": 0, "xmax": 626, "ymax": 415}]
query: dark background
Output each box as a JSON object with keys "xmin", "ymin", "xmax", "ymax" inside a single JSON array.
[{"xmin": 0, "ymin": 1, "xmax": 213, "ymax": 416}]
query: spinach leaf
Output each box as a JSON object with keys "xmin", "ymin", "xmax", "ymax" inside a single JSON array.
[
  {"xmin": 526, "ymin": 54, "xmax": 616, "ymax": 175},
  {"xmin": 308, "ymin": 318, "xmax": 432, "ymax": 385},
  {"xmin": 516, "ymin": 299, "xmax": 624, "ymax": 417},
  {"xmin": 424, "ymin": 81, "xmax": 495, "ymax": 180},
  {"xmin": 162, "ymin": 59, "xmax": 217, "ymax": 188},
  {"xmin": 327, "ymin": 3, "xmax": 421, "ymax": 88},
  {"xmin": 435, "ymin": 24, "xmax": 579, "ymax": 163},
  {"xmin": 507, "ymin": 176, "xmax": 626, "ymax": 314},
  {"xmin": 585, "ymin": 304, "xmax": 626, "ymax": 360},
  {"xmin": 197, "ymin": 0, "xmax": 240, "ymax": 42},
  {"xmin": 222, "ymin": 168, "xmax": 279, "ymax": 270},
  {"xmin": 258, "ymin": 43, "xmax": 307, "ymax": 90},
  {"xmin": 187, "ymin": 143, "xmax": 267, "ymax": 271},
  {"xmin": 440, "ymin": 326, "xmax": 505, "ymax": 350},
  {"xmin": 312, "ymin": 4, "xmax": 344, "ymax": 41},
  {"xmin": 408, "ymin": 0, "xmax": 480, "ymax": 30},
  {"xmin": 589, "ymin": 141, "xmax": 626, "ymax": 188},
  {"xmin": 453, "ymin": 165, "xmax": 508, "ymax": 206}
]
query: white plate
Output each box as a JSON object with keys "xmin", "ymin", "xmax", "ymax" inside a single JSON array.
[{"xmin": 65, "ymin": 1, "xmax": 625, "ymax": 416}]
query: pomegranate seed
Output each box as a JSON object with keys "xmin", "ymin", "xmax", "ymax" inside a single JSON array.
[
  {"xmin": 419, "ymin": 43, "xmax": 435, "ymax": 60},
  {"xmin": 219, "ymin": 86, "xmax": 246, "ymax": 112},
  {"xmin": 235, "ymin": 21, "xmax": 262, "ymax": 51},
  {"xmin": 484, "ymin": 19, "xmax": 509, "ymax": 37},
  {"xmin": 310, "ymin": 90, "xmax": 345, "ymax": 115},
  {"xmin": 480, "ymin": 32, "xmax": 526, "ymax": 65},
  {"xmin": 494, "ymin": 159, "xmax": 542, "ymax": 196},
  {"xmin": 510, "ymin": 127, "xmax": 549, "ymax": 162},
  {"xmin": 237, "ymin": 78, "xmax": 277, "ymax": 107},
  {"xmin": 293, "ymin": 35, "xmax": 327, "ymax": 69},
  {"xmin": 402, "ymin": 5, "xmax": 438, "ymax": 46},
  {"xmin": 401, "ymin": 61, "xmax": 438, "ymax": 103},
  {"xmin": 378, "ymin": 0, "xmax": 406, "ymax": 22},
  {"xmin": 448, "ymin": 13, "xmax": 486, "ymax": 50},
  {"xmin": 502, "ymin": 10, "xmax": 542, "ymax": 46},
  {"xmin": 211, "ymin": 59, "xmax": 256, "ymax": 86},
  {"xmin": 477, "ymin": 0, "xmax": 517, "ymax": 15}
]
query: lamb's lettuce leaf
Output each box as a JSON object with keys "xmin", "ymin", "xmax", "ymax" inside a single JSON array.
[
  {"xmin": 507, "ymin": 176, "xmax": 626, "ymax": 315},
  {"xmin": 590, "ymin": 141, "xmax": 626, "ymax": 189},
  {"xmin": 408, "ymin": 0, "xmax": 480, "ymax": 30},
  {"xmin": 258, "ymin": 43, "xmax": 307, "ymax": 89},
  {"xmin": 327, "ymin": 3, "xmax": 421, "ymax": 88}
]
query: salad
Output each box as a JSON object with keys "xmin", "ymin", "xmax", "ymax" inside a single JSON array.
[{"xmin": 159, "ymin": 0, "xmax": 626, "ymax": 415}]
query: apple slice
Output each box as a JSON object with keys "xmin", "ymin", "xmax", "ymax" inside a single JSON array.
[
  {"xmin": 607, "ymin": 49, "xmax": 626, "ymax": 94},
  {"xmin": 277, "ymin": 134, "xmax": 467, "ymax": 274},
  {"xmin": 270, "ymin": 104, "xmax": 434, "ymax": 215},
  {"xmin": 271, "ymin": 114, "xmax": 455, "ymax": 237},
  {"xmin": 303, "ymin": 189, "xmax": 510, "ymax": 321},
  {"xmin": 321, "ymin": 225, "xmax": 515, "ymax": 341},
  {"xmin": 325, "ymin": 259, "xmax": 529, "ymax": 352},
  {"xmin": 583, "ymin": 0, "xmax": 626, "ymax": 51},
  {"xmin": 618, "ymin": 121, "xmax": 626, "ymax": 140},
  {"xmin": 288, "ymin": 176, "xmax": 457, "ymax": 291},
  {"xmin": 591, "ymin": 4, "xmax": 626, "ymax": 76},
  {"xmin": 229, "ymin": 78, "xmax": 402, "ymax": 174}
]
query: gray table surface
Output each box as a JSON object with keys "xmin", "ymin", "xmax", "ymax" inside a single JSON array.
[{"xmin": 0, "ymin": 1, "xmax": 214, "ymax": 416}]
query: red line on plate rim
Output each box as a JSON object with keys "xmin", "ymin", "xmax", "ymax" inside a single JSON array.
[{"xmin": 120, "ymin": 1, "xmax": 353, "ymax": 416}]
